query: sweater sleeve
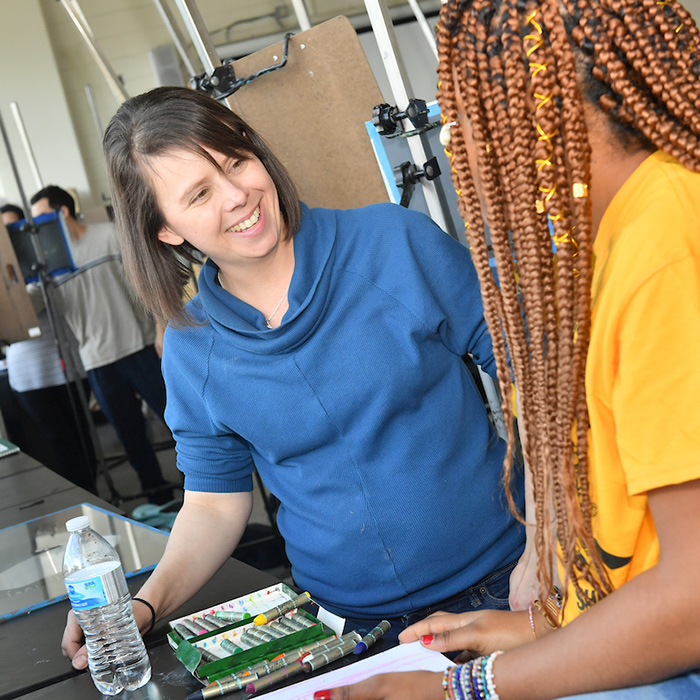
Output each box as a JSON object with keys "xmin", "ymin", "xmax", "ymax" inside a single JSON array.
[
  {"xmin": 162, "ymin": 325, "xmax": 254, "ymax": 493},
  {"xmin": 368, "ymin": 204, "xmax": 497, "ymax": 379}
]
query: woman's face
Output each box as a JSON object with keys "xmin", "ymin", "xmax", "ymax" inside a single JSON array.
[{"xmin": 149, "ymin": 145, "xmax": 285, "ymax": 273}]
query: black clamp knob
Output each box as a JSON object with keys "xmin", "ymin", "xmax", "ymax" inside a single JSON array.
[
  {"xmin": 372, "ymin": 98, "xmax": 429, "ymax": 136},
  {"xmin": 394, "ymin": 157, "xmax": 441, "ymax": 207}
]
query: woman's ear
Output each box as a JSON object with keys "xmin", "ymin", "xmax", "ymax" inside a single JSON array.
[{"xmin": 157, "ymin": 226, "xmax": 185, "ymax": 246}]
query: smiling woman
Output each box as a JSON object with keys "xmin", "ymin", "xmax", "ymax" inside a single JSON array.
[
  {"xmin": 102, "ymin": 87, "xmax": 302, "ymax": 327},
  {"xmin": 59, "ymin": 85, "xmax": 529, "ymax": 674}
]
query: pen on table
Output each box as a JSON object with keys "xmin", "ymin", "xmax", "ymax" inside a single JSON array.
[
  {"xmin": 186, "ymin": 670, "xmax": 259, "ymax": 700},
  {"xmin": 253, "ymin": 591, "xmax": 312, "ymax": 625},
  {"xmin": 244, "ymin": 635, "xmax": 361, "ymax": 694},
  {"xmin": 353, "ymin": 620, "xmax": 391, "ymax": 654},
  {"xmin": 244, "ymin": 656, "xmax": 309, "ymax": 694},
  {"xmin": 203, "ymin": 633, "xmax": 344, "ymax": 689}
]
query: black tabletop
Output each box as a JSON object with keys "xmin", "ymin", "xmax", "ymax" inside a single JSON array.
[{"xmin": 0, "ymin": 453, "xmax": 281, "ymax": 700}]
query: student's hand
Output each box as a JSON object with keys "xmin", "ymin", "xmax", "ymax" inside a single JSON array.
[
  {"xmin": 312, "ymin": 671, "xmax": 443, "ymax": 700},
  {"xmin": 61, "ymin": 609, "xmax": 88, "ymax": 670},
  {"xmin": 508, "ymin": 542, "xmax": 539, "ymax": 610},
  {"xmin": 398, "ymin": 609, "xmax": 532, "ymax": 661}
]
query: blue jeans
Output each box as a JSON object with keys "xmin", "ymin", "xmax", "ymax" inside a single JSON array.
[
  {"xmin": 339, "ymin": 560, "xmax": 515, "ymax": 646},
  {"xmin": 555, "ymin": 672, "xmax": 700, "ymax": 699},
  {"xmin": 88, "ymin": 346, "xmax": 168, "ymax": 493}
]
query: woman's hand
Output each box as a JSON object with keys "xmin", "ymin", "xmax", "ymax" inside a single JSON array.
[
  {"xmin": 312, "ymin": 671, "xmax": 443, "ymax": 700},
  {"xmin": 398, "ymin": 609, "xmax": 533, "ymax": 661},
  {"xmin": 61, "ymin": 609, "xmax": 87, "ymax": 670}
]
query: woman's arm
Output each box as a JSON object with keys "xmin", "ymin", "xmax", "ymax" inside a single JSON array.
[
  {"xmin": 61, "ymin": 489, "xmax": 253, "ymax": 669},
  {"xmin": 318, "ymin": 478, "xmax": 700, "ymax": 699}
]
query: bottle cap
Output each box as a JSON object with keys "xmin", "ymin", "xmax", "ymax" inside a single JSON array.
[{"xmin": 66, "ymin": 515, "xmax": 90, "ymax": 532}]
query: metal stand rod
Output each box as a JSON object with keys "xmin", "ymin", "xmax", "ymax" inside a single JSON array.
[
  {"xmin": 9, "ymin": 103, "xmax": 43, "ymax": 193},
  {"xmin": 290, "ymin": 0, "xmax": 312, "ymax": 31},
  {"xmin": 58, "ymin": 0, "xmax": 128, "ymax": 104},
  {"xmin": 363, "ymin": 0, "xmax": 456, "ymax": 239},
  {"xmin": 84, "ymin": 84, "xmax": 104, "ymax": 141},
  {"xmin": 172, "ymin": 0, "xmax": 221, "ymax": 74},
  {"xmin": 152, "ymin": 0, "xmax": 197, "ymax": 77},
  {"xmin": 406, "ymin": 0, "xmax": 438, "ymax": 61}
]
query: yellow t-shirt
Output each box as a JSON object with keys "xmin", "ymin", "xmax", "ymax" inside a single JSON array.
[{"xmin": 564, "ymin": 151, "xmax": 700, "ymax": 620}]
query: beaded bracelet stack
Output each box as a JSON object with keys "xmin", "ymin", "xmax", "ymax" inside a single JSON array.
[{"xmin": 441, "ymin": 651, "xmax": 503, "ymax": 700}]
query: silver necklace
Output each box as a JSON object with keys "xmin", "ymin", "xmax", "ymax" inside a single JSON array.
[{"xmin": 265, "ymin": 289, "xmax": 288, "ymax": 329}]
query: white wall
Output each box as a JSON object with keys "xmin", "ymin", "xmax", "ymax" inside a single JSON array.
[{"xmin": 0, "ymin": 0, "xmax": 91, "ymax": 210}]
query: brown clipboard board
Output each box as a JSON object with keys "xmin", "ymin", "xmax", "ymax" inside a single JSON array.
[
  {"xmin": 0, "ymin": 221, "xmax": 40, "ymax": 344},
  {"xmin": 225, "ymin": 16, "xmax": 389, "ymax": 210}
]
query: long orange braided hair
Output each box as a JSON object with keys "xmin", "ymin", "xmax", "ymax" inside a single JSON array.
[{"xmin": 436, "ymin": 0, "xmax": 700, "ymax": 606}]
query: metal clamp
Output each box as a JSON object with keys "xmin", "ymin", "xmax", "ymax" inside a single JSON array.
[{"xmin": 394, "ymin": 156, "xmax": 441, "ymax": 207}]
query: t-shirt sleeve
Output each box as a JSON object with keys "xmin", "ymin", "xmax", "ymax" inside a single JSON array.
[
  {"xmin": 614, "ymin": 256, "xmax": 700, "ymax": 495},
  {"xmin": 162, "ymin": 329, "xmax": 254, "ymax": 493}
]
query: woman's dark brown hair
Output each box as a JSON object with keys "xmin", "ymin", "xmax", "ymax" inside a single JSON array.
[
  {"xmin": 103, "ymin": 86, "xmax": 301, "ymax": 325},
  {"xmin": 437, "ymin": 0, "xmax": 700, "ymax": 606}
]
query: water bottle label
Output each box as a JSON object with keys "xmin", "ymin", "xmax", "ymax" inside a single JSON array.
[
  {"xmin": 65, "ymin": 562, "xmax": 127, "ymax": 610},
  {"xmin": 66, "ymin": 575, "xmax": 110, "ymax": 609}
]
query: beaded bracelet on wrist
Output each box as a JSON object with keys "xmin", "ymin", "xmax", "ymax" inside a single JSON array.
[{"xmin": 442, "ymin": 652, "xmax": 504, "ymax": 700}]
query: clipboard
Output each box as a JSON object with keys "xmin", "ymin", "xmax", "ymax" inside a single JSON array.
[{"xmin": 225, "ymin": 16, "xmax": 389, "ymax": 210}]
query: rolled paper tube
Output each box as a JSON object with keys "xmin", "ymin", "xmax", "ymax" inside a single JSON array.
[
  {"xmin": 354, "ymin": 620, "xmax": 392, "ymax": 654},
  {"xmin": 256, "ymin": 624, "xmax": 287, "ymax": 639},
  {"xmin": 174, "ymin": 622, "xmax": 196, "ymax": 640},
  {"xmin": 204, "ymin": 614, "xmax": 228, "ymax": 628},
  {"xmin": 215, "ymin": 610, "xmax": 252, "ymax": 622},
  {"xmin": 303, "ymin": 639, "xmax": 357, "ymax": 672},
  {"xmin": 194, "ymin": 617, "xmax": 220, "ymax": 632},
  {"xmin": 253, "ymin": 592, "xmax": 312, "ymax": 626},
  {"xmin": 199, "ymin": 647, "xmax": 223, "ymax": 663},
  {"xmin": 181, "ymin": 619, "xmax": 208, "ymax": 635},
  {"xmin": 289, "ymin": 612, "xmax": 315, "ymax": 628},
  {"xmin": 220, "ymin": 638, "xmax": 244, "ymax": 655}
]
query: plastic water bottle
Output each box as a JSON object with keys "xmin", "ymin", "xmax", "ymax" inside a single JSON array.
[{"xmin": 63, "ymin": 516, "xmax": 151, "ymax": 695}]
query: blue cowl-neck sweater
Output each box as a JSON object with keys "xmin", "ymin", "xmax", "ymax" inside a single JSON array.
[{"xmin": 162, "ymin": 202, "xmax": 524, "ymax": 618}]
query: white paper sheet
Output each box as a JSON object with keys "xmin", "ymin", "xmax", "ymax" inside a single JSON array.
[{"xmin": 259, "ymin": 641, "xmax": 454, "ymax": 700}]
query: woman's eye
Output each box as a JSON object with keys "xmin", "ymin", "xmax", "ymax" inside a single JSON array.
[
  {"xmin": 192, "ymin": 188, "xmax": 208, "ymax": 203},
  {"xmin": 229, "ymin": 159, "xmax": 243, "ymax": 172}
]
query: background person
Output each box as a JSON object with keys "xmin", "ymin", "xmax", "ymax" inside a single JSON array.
[
  {"xmin": 30, "ymin": 185, "xmax": 173, "ymax": 504},
  {"xmin": 1, "ymin": 203, "xmax": 25, "ymax": 226},
  {"xmin": 62, "ymin": 86, "xmax": 527, "ymax": 668},
  {"xmin": 1, "ymin": 202, "xmax": 96, "ymax": 490}
]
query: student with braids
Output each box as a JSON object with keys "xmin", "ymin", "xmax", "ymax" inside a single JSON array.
[{"xmin": 319, "ymin": 0, "xmax": 700, "ymax": 698}]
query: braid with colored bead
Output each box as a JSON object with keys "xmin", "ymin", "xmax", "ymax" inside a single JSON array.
[
  {"xmin": 437, "ymin": 0, "xmax": 613, "ymax": 607},
  {"xmin": 437, "ymin": 1, "xmax": 523, "ymax": 518},
  {"xmin": 440, "ymin": 0, "xmax": 700, "ymax": 607}
]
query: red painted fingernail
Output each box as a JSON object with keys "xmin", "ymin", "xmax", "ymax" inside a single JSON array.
[
  {"xmin": 314, "ymin": 692, "xmax": 332, "ymax": 700},
  {"xmin": 421, "ymin": 634, "xmax": 435, "ymax": 645}
]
